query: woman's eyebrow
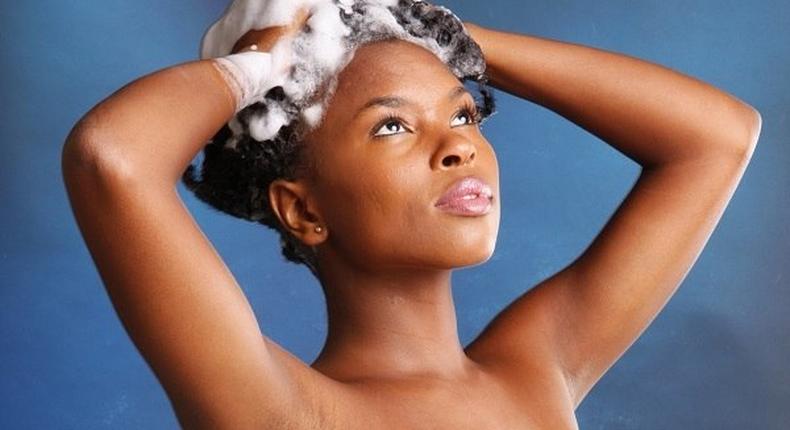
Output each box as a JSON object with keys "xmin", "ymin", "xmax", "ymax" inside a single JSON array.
[{"xmin": 353, "ymin": 85, "xmax": 471, "ymax": 120}]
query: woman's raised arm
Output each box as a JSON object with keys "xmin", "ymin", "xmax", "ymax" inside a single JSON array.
[
  {"xmin": 462, "ymin": 22, "xmax": 761, "ymax": 409},
  {"xmin": 464, "ymin": 22, "xmax": 760, "ymax": 165},
  {"xmin": 61, "ymin": 27, "xmax": 342, "ymax": 430}
]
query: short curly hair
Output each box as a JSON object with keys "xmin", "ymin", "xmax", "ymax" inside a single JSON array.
[{"xmin": 182, "ymin": 0, "xmax": 497, "ymax": 280}]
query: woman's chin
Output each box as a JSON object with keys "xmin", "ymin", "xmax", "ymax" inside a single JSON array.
[
  {"xmin": 433, "ymin": 237, "xmax": 498, "ymax": 269},
  {"xmin": 449, "ymin": 224, "xmax": 499, "ymax": 264},
  {"xmin": 457, "ymin": 243, "xmax": 497, "ymax": 268}
]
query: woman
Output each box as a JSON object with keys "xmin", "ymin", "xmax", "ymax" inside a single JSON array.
[{"xmin": 62, "ymin": 0, "xmax": 761, "ymax": 428}]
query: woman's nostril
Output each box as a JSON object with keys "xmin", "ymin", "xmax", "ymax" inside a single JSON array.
[
  {"xmin": 442, "ymin": 155, "xmax": 459, "ymax": 167},
  {"xmin": 442, "ymin": 150, "xmax": 477, "ymax": 167}
]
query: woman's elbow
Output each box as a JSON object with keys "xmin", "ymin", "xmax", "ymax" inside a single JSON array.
[
  {"xmin": 62, "ymin": 117, "xmax": 136, "ymax": 183},
  {"xmin": 722, "ymin": 102, "xmax": 762, "ymax": 160}
]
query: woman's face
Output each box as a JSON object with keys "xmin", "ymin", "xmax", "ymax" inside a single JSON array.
[{"xmin": 300, "ymin": 39, "xmax": 500, "ymax": 272}]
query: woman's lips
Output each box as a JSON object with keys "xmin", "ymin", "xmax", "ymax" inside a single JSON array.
[
  {"xmin": 435, "ymin": 193, "xmax": 493, "ymax": 216},
  {"xmin": 435, "ymin": 176, "xmax": 494, "ymax": 216}
]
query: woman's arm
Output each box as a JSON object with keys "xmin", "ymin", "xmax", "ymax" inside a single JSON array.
[
  {"xmin": 465, "ymin": 22, "xmax": 760, "ymax": 165},
  {"xmin": 61, "ymin": 20, "xmax": 340, "ymax": 428},
  {"xmin": 462, "ymin": 22, "xmax": 761, "ymax": 408}
]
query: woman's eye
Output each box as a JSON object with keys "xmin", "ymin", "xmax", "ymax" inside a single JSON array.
[
  {"xmin": 373, "ymin": 120, "xmax": 406, "ymax": 137},
  {"xmin": 450, "ymin": 109, "xmax": 477, "ymax": 127},
  {"xmin": 372, "ymin": 107, "xmax": 477, "ymax": 138}
]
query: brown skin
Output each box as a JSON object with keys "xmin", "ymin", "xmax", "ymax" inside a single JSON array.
[
  {"xmin": 274, "ymin": 40, "xmax": 501, "ymax": 381},
  {"xmin": 62, "ymin": 10, "xmax": 760, "ymax": 430}
]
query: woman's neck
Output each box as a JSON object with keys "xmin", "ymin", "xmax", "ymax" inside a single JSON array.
[{"xmin": 310, "ymin": 263, "xmax": 476, "ymax": 383}]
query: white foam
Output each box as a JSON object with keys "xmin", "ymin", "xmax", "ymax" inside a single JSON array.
[
  {"xmin": 200, "ymin": 0, "xmax": 484, "ymax": 143},
  {"xmin": 249, "ymin": 104, "xmax": 289, "ymax": 141},
  {"xmin": 301, "ymin": 103, "xmax": 326, "ymax": 129},
  {"xmin": 201, "ymin": 0, "xmax": 323, "ymax": 60}
]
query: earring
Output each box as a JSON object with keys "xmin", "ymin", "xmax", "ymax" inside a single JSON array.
[{"xmin": 314, "ymin": 225, "xmax": 323, "ymax": 233}]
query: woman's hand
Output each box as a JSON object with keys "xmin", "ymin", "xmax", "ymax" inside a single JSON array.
[{"xmin": 230, "ymin": 7, "xmax": 311, "ymax": 54}]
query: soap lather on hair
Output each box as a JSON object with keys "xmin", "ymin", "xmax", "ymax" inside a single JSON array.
[{"xmin": 201, "ymin": 0, "xmax": 490, "ymax": 143}]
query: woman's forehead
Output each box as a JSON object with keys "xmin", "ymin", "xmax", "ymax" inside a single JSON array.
[
  {"xmin": 301, "ymin": 39, "xmax": 464, "ymax": 147},
  {"xmin": 334, "ymin": 40, "xmax": 460, "ymax": 106}
]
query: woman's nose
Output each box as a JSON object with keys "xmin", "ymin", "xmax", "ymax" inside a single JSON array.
[{"xmin": 432, "ymin": 135, "xmax": 477, "ymax": 169}]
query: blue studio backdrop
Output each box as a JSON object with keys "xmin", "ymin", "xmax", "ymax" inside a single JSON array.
[{"xmin": 1, "ymin": 1, "xmax": 787, "ymax": 428}]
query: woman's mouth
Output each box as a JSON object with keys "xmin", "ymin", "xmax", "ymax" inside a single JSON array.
[
  {"xmin": 435, "ymin": 175, "xmax": 494, "ymax": 216},
  {"xmin": 435, "ymin": 193, "xmax": 493, "ymax": 216}
]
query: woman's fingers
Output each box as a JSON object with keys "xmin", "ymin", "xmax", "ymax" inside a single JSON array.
[{"xmin": 230, "ymin": 8, "xmax": 312, "ymax": 55}]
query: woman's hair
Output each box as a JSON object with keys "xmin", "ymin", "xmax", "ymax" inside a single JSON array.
[{"xmin": 182, "ymin": 0, "xmax": 497, "ymax": 279}]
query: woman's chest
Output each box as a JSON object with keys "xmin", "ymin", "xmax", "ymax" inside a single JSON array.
[{"xmin": 333, "ymin": 374, "xmax": 578, "ymax": 430}]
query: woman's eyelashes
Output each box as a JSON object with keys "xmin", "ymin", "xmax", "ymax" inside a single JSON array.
[
  {"xmin": 371, "ymin": 101, "xmax": 481, "ymax": 138},
  {"xmin": 372, "ymin": 113, "xmax": 410, "ymax": 137}
]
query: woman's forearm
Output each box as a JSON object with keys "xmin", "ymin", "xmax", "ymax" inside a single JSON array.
[
  {"xmin": 465, "ymin": 22, "xmax": 761, "ymax": 167},
  {"xmin": 63, "ymin": 60, "xmax": 236, "ymax": 186}
]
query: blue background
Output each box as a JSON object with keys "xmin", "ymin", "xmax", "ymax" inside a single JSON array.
[{"xmin": 1, "ymin": 1, "xmax": 787, "ymax": 428}]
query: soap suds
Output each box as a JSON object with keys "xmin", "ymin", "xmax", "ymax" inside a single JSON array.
[{"xmin": 200, "ymin": 0, "xmax": 487, "ymax": 143}]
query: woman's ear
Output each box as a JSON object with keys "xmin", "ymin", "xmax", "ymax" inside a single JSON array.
[{"xmin": 268, "ymin": 179, "xmax": 326, "ymax": 246}]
